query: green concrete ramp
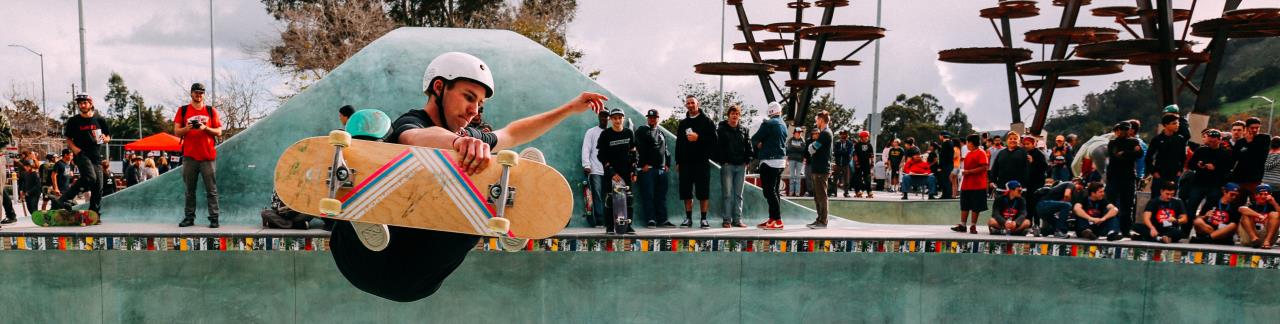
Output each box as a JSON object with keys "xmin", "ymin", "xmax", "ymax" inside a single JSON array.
[{"xmin": 99, "ymin": 27, "xmax": 819, "ymax": 226}]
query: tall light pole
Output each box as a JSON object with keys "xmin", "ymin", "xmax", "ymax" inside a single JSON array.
[
  {"xmin": 1254, "ymin": 95, "xmax": 1276, "ymax": 134},
  {"xmin": 8, "ymin": 44, "xmax": 47, "ymax": 136},
  {"xmin": 77, "ymin": 0, "xmax": 87, "ymax": 91}
]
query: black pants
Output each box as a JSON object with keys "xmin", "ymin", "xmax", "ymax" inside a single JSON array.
[
  {"xmin": 936, "ymin": 166, "xmax": 953, "ymax": 198},
  {"xmin": 854, "ymin": 162, "xmax": 872, "ymax": 193},
  {"xmin": 759, "ymin": 164, "xmax": 783, "ymax": 220},
  {"xmin": 23, "ymin": 192, "xmax": 39, "ymax": 215},
  {"xmin": 0, "ymin": 185, "xmax": 15, "ymax": 221},
  {"xmin": 57, "ymin": 156, "xmax": 102, "ymax": 213},
  {"xmin": 329, "ymin": 221, "xmax": 478, "ymax": 302},
  {"xmin": 1106, "ymin": 178, "xmax": 1137, "ymax": 234}
]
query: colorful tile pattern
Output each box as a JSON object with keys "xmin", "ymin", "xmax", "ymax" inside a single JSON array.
[{"xmin": 3, "ymin": 234, "xmax": 1278, "ymax": 270}]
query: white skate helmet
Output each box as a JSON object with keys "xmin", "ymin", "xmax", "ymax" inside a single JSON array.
[{"xmin": 423, "ymin": 52, "xmax": 495, "ymax": 98}]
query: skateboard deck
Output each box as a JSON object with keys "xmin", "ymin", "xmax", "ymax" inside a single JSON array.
[
  {"xmin": 32, "ymin": 210, "xmax": 101, "ymax": 227},
  {"xmin": 273, "ymin": 134, "xmax": 573, "ymax": 239}
]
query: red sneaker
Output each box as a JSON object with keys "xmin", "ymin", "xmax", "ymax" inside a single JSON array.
[
  {"xmin": 764, "ymin": 220, "xmax": 784, "ymax": 230},
  {"xmin": 756, "ymin": 220, "xmax": 772, "ymax": 228}
]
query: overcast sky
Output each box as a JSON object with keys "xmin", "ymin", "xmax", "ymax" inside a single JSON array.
[{"xmin": 0, "ymin": 0, "xmax": 1231, "ymax": 130}]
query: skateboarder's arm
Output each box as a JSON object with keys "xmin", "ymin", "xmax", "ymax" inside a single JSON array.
[
  {"xmin": 491, "ymin": 92, "xmax": 607, "ymax": 150},
  {"xmin": 398, "ymin": 126, "xmax": 493, "ymax": 174}
]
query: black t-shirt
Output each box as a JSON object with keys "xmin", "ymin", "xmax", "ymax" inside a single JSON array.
[
  {"xmin": 1077, "ymin": 198, "xmax": 1110, "ymax": 219},
  {"xmin": 1199, "ymin": 201, "xmax": 1242, "ymax": 226},
  {"xmin": 331, "ymin": 108, "xmax": 490, "ymax": 302},
  {"xmin": 64, "ymin": 114, "xmax": 110, "ymax": 163},
  {"xmin": 597, "ymin": 127, "xmax": 635, "ymax": 175},
  {"xmin": 53, "ymin": 161, "xmax": 71, "ymax": 191},
  {"xmin": 1144, "ymin": 198, "xmax": 1186, "ymax": 228},
  {"xmin": 1041, "ymin": 182, "xmax": 1073, "ymax": 201},
  {"xmin": 888, "ymin": 147, "xmax": 904, "ymax": 168},
  {"xmin": 992, "ymin": 196, "xmax": 1026, "ymax": 223}
]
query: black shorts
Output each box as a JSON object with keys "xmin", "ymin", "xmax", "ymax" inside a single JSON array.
[
  {"xmin": 960, "ymin": 190, "xmax": 988, "ymax": 212},
  {"xmin": 679, "ymin": 163, "xmax": 711, "ymax": 200},
  {"xmin": 329, "ymin": 220, "xmax": 480, "ymax": 302}
]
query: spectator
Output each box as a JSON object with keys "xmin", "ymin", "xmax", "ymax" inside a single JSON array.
[
  {"xmin": 52, "ymin": 94, "xmax": 109, "ymax": 216},
  {"xmin": 873, "ymin": 158, "xmax": 888, "ymax": 191},
  {"xmin": 1129, "ymin": 120, "xmax": 1149, "ymax": 180},
  {"xmin": 901, "ymin": 150, "xmax": 936, "ymax": 201},
  {"xmin": 884, "ymin": 138, "xmax": 904, "ymax": 192},
  {"xmin": 1136, "ymin": 181, "xmax": 1189, "ymax": 243},
  {"xmin": 49, "ymin": 150, "xmax": 72, "ymax": 209},
  {"xmin": 597, "ymin": 108, "xmax": 636, "ymax": 235},
  {"xmin": 1264, "ymin": 136, "xmax": 1280, "ymax": 190},
  {"xmin": 1037, "ymin": 179, "xmax": 1079, "ymax": 238},
  {"xmin": 987, "ymin": 135, "xmax": 1004, "ymax": 169},
  {"xmin": 1183, "ymin": 129, "xmax": 1232, "ymax": 237},
  {"xmin": 935, "ymin": 132, "xmax": 955, "ymax": 199},
  {"xmin": 989, "ymin": 180, "xmax": 1030, "ymax": 235},
  {"xmin": 714, "ymin": 105, "xmax": 753, "ymax": 228},
  {"xmin": 157, "ymin": 153, "xmax": 170, "ymax": 174},
  {"xmin": 1106, "ymin": 122, "xmax": 1142, "ymax": 236},
  {"xmin": 1065, "ymin": 133, "xmax": 1080, "ymax": 163},
  {"xmin": 1050, "ymin": 155, "xmax": 1072, "ymax": 182},
  {"xmin": 753, "ymin": 102, "xmax": 788, "ymax": 230},
  {"xmin": 124, "ymin": 156, "xmax": 143, "ymax": 187},
  {"xmin": 338, "ymin": 104, "xmax": 355, "ymax": 126},
  {"xmin": 1022, "ymin": 136, "xmax": 1049, "ymax": 230},
  {"xmin": 675, "ymin": 95, "xmax": 717, "ymax": 228},
  {"xmin": 175, "ymin": 82, "xmax": 223, "ymax": 228},
  {"xmin": 1192, "ymin": 183, "xmax": 1242, "ymax": 245},
  {"xmin": 1239, "ymin": 184, "xmax": 1279, "ymax": 249},
  {"xmin": 581, "ymin": 110, "xmax": 608, "ymax": 227},
  {"xmin": 852, "ymin": 131, "xmax": 875, "ymax": 198},
  {"xmin": 786, "ymin": 127, "xmax": 807, "ymax": 197},
  {"xmin": 990, "ymin": 132, "xmax": 1027, "ymax": 190},
  {"xmin": 142, "ymin": 158, "xmax": 160, "ymax": 181},
  {"xmin": 833, "ymin": 130, "xmax": 853, "ymax": 197},
  {"xmin": 1230, "ymin": 117, "xmax": 1272, "ymax": 202},
  {"xmin": 636, "ymin": 109, "xmax": 673, "ymax": 228},
  {"xmin": 951, "ymin": 137, "xmax": 963, "ymax": 198},
  {"xmin": 100, "ymin": 159, "xmax": 117, "ymax": 196},
  {"xmin": 39, "ymin": 153, "xmax": 55, "ymax": 210},
  {"xmin": 1072, "ymin": 181, "xmax": 1122, "ymax": 241},
  {"xmin": 1161, "ymin": 105, "xmax": 1192, "ymax": 144},
  {"xmin": 18, "ymin": 159, "xmax": 41, "ymax": 214},
  {"xmin": 805, "ymin": 111, "xmax": 834, "ymax": 229},
  {"xmin": 1146, "ymin": 114, "xmax": 1188, "ymax": 194},
  {"xmin": 806, "ymin": 128, "xmax": 820, "ymax": 197},
  {"xmin": 956, "ymin": 134, "xmax": 989, "ymax": 234}
]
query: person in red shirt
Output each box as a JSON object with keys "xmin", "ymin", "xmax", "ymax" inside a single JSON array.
[
  {"xmin": 900, "ymin": 150, "xmax": 935, "ymax": 200},
  {"xmin": 956, "ymin": 134, "xmax": 989, "ymax": 234},
  {"xmin": 174, "ymin": 83, "xmax": 224, "ymax": 228}
]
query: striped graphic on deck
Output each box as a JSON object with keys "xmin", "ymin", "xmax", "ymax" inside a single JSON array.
[{"xmin": 335, "ymin": 148, "xmax": 496, "ymax": 235}]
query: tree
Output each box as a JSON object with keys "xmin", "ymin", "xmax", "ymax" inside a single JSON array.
[
  {"xmin": 211, "ymin": 71, "xmax": 274, "ymax": 139},
  {"xmin": 875, "ymin": 93, "xmax": 946, "ymax": 149},
  {"xmin": 4, "ymin": 84, "xmax": 61, "ymax": 152},
  {"xmin": 263, "ymin": 0, "xmax": 397, "ymax": 81},
  {"xmin": 941, "ymin": 108, "xmax": 975, "ymax": 137},
  {"xmin": 103, "ymin": 72, "xmax": 131, "ymax": 122},
  {"xmin": 660, "ymin": 80, "xmax": 757, "ymax": 134}
]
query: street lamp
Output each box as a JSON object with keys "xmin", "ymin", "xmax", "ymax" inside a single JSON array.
[
  {"xmin": 8, "ymin": 44, "xmax": 47, "ymax": 138},
  {"xmin": 1253, "ymin": 95, "xmax": 1276, "ymax": 134}
]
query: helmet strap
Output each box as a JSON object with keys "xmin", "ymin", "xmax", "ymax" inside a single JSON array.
[{"xmin": 432, "ymin": 79, "xmax": 452, "ymax": 131}]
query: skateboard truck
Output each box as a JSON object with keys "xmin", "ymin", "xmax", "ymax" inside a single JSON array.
[
  {"xmin": 318, "ymin": 130, "xmax": 354, "ymax": 216},
  {"xmin": 485, "ymin": 150, "xmax": 520, "ymax": 235}
]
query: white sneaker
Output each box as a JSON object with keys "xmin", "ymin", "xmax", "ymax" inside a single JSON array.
[{"xmin": 352, "ymin": 222, "xmax": 390, "ymax": 252}]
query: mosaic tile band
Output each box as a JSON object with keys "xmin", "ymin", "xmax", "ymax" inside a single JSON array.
[{"xmin": 3, "ymin": 235, "xmax": 1279, "ymax": 269}]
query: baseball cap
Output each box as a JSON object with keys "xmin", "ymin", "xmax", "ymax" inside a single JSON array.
[
  {"xmin": 1206, "ymin": 129, "xmax": 1222, "ymax": 137},
  {"xmin": 646, "ymin": 109, "xmax": 660, "ymax": 118},
  {"xmin": 940, "ymin": 131, "xmax": 952, "ymax": 138},
  {"xmin": 1113, "ymin": 122, "xmax": 1131, "ymax": 131},
  {"xmin": 1053, "ymin": 155, "xmax": 1065, "ymax": 161},
  {"xmin": 794, "ymin": 127, "xmax": 804, "ymax": 132},
  {"xmin": 191, "ymin": 83, "xmax": 206, "ymax": 93},
  {"xmin": 1258, "ymin": 184, "xmax": 1272, "ymax": 193},
  {"xmin": 1005, "ymin": 180, "xmax": 1021, "ymax": 191},
  {"xmin": 73, "ymin": 94, "xmax": 92, "ymax": 102},
  {"xmin": 766, "ymin": 102, "xmax": 783, "ymax": 116},
  {"xmin": 609, "ymin": 107, "xmax": 624, "ymax": 116},
  {"xmin": 1163, "ymin": 105, "xmax": 1180, "ymax": 114},
  {"xmin": 1224, "ymin": 182, "xmax": 1241, "ymax": 192}
]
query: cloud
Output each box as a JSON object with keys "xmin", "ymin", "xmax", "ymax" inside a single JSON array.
[{"xmin": 934, "ymin": 61, "xmax": 979, "ymax": 112}]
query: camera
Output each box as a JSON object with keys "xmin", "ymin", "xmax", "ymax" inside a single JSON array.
[{"xmin": 187, "ymin": 117, "xmax": 204, "ymax": 129}]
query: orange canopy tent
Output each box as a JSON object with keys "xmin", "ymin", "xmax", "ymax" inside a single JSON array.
[{"xmin": 124, "ymin": 133, "xmax": 182, "ymax": 152}]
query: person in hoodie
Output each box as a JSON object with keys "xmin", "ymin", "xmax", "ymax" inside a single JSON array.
[
  {"xmin": 714, "ymin": 105, "xmax": 754, "ymax": 228},
  {"xmin": 753, "ymin": 102, "xmax": 789, "ymax": 230},
  {"xmin": 675, "ymin": 95, "xmax": 718, "ymax": 228},
  {"xmin": 786, "ymin": 126, "xmax": 808, "ymax": 197}
]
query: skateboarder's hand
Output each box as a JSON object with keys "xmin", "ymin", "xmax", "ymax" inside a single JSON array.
[
  {"xmin": 571, "ymin": 92, "xmax": 609, "ymax": 114},
  {"xmin": 453, "ymin": 136, "xmax": 492, "ymax": 174}
]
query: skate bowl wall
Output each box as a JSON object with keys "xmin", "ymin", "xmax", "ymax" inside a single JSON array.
[
  {"xmin": 3, "ymin": 249, "xmax": 1279, "ymax": 322},
  {"xmin": 98, "ymin": 27, "xmax": 818, "ymax": 226}
]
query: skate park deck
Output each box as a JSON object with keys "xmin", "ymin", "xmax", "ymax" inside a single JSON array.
[{"xmin": 2, "ymin": 219, "xmax": 1280, "ymax": 323}]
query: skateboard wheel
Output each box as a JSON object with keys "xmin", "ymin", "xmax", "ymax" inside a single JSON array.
[
  {"xmin": 328, "ymin": 130, "xmax": 352, "ymax": 147},
  {"xmin": 486, "ymin": 217, "xmax": 511, "ymax": 234},
  {"xmin": 498, "ymin": 237, "xmax": 529, "ymax": 252},
  {"xmin": 518, "ymin": 147, "xmax": 545, "ymax": 163},
  {"xmin": 496, "ymin": 150, "xmax": 519, "ymax": 167},
  {"xmin": 353, "ymin": 222, "xmax": 389, "ymax": 252},
  {"xmin": 318, "ymin": 198, "xmax": 342, "ymax": 216}
]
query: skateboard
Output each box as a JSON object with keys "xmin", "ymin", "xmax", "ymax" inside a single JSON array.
[
  {"xmin": 273, "ymin": 131, "xmax": 573, "ymax": 240},
  {"xmin": 608, "ymin": 180, "xmax": 632, "ymax": 234},
  {"xmin": 32, "ymin": 210, "xmax": 100, "ymax": 227}
]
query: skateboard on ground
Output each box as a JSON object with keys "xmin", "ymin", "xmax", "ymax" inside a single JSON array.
[
  {"xmin": 32, "ymin": 210, "xmax": 100, "ymax": 227},
  {"xmin": 273, "ymin": 131, "xmax": 573, "ymax": 243}
]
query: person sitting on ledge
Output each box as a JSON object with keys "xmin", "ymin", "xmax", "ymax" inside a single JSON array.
[
  {"xmin": 988, "ymin": 180, "xmax": 1030, "ymax": 235},
  {"xmin": 901, "ymin": 150, "xmax": 936, "ymax": 201},
  {"xmin": 1191, "ymin": 183, "xmax": 1243, "ymax": 245},
  {"xmin": 1238, "ymin": 184, "xmax": 1279, "ymax": 249},
  {"xmin": 1135, "ymin": 181, "xmax": 1188, "ymax": 243},
  {"xmin": 1072, "ymin": 181, "xmax": 1122, "ymax": 241}
]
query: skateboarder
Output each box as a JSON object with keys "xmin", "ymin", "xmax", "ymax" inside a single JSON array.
[
  {"xmin": 52, "ymin": 94, "xmax": 109, "ymax": 216},
  {"xmin": 328, "ymin": 52, "xmax": 606, "ymax": 302},
  {"xmin": 597, "ymin": 107, "xmax": 636, "ymax": 234}
]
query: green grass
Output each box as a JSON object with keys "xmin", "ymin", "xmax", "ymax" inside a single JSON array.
[{"xmin": 1216, "ymin": 84, "xmax": 1280, "ymax": 116}]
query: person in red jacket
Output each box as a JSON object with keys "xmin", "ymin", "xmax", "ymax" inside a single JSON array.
[{"xmin": 900, "ymin": 150, "xmax": 936, "ymax": 200}]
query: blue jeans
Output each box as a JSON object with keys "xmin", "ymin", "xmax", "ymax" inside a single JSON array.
[
  {"xmin": 788, "ymin": 160, "xmax": 805, "ymax": 196},
  {"xmin": 1179, "ymin": 184, "xmax": 1219, "ymax": 237},
  {"xmin": 588, "ymin": 174, "xmax": 606, "ymax": 225},
  {"xmin": 1036, "ymin": 200, "xmax": 1073, "ymax": 233},
  {"xmin": 901, "ymin": 175, "xmax": 936, "ymax": 196},
  {"xmin": 720, "ymin": 163, "xmax": 746, "ymax": 222},
  {"xmin": 1073, "ymin": 214, "xmax": 1120, "ymax": 236},
  {"xmin": 637, "ymin": 168, "xmax": 669, "ymax": 224}
]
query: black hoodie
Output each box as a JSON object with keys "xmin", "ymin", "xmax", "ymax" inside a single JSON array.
[{"xmin": 714, "ymin": 120, "xmax": 753, "ymax": 165}]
